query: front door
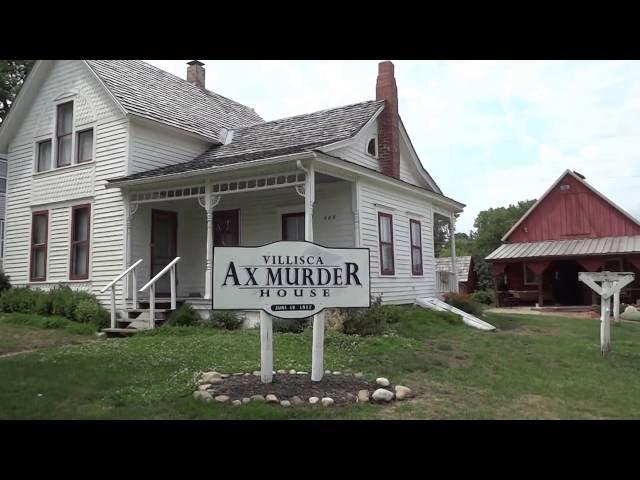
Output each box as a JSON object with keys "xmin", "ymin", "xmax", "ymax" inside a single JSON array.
[
  {"xmin": 151, "ymin": 209, "xmax": 177, "ymax": 296},
  {"xmin": 213, "ymin": 210, "xmax": 240, "ymax": 246}
]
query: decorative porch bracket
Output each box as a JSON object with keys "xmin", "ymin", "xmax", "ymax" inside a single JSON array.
[{"xmin": 578, "ymin": 271, "xmax": 635, "ymax": 355}]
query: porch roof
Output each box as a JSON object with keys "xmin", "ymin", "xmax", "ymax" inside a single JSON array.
[
  {"xmin": 107, "ymin": 100, "xmax": 385, "ymax": 185},
  {"xmin": 436, "ymin": 256, "xmax": 472, "ymax": 281},
  {"xmin": 486, "ymin": 235, "xmax": 640, "ymax": 261}
]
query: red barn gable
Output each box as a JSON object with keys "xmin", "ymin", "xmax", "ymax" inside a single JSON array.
[{"xmin": 503, "ymin": 170, "xmax": 640, "ymax": 243}]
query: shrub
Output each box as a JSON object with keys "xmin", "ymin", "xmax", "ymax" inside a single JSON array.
[
  {"xmin": 340, "ymin": 297, "xmax": 402, "ymax": 336},
  {"xmin": 74, "ymin": 299, "xmax": 110, "ymax": 328},
  {"xmin": 444, "ymin": 292, "xmax": 483, "ymax": 317},
  {"xmin": 472, "ymin": 289, "xmax": 496, "ymax": 306},
  {"xmin": 0, "ymin": 288, "xmax": 41, "ymax": 313},
  {"xmin": 273, "ymin": 317, "xmax": 311, "ymax": 333},
  {"xmin": 167, "ymin": 304, "xmax": 201, "ymax": 327},
  {"xmin": 207, "ymin": 310, "xmax": 244, "ymax": 330},
  {"xmin": 0, "ymin": 271, "xmax": 11, "ymax": 293}
]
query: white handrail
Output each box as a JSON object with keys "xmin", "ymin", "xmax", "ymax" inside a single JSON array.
[
  {"xmin": 139, "ymin": 257, "xmax": 181, "ymax": 292},
  {"xmin": 100, "ymin": 259, "xmax": 143, "ymax": 293},
  {"xmin": 139, "ymin": 257, "xmax": 181, "ymax": 330},
  {"xmin": 101, "ymin": 259, "xmax": 143, "ymax": 329}
]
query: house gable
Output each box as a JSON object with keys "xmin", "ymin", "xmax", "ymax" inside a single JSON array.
[{"xmin": 504, "ymin": 170, "xmax": 640, "ymax": 243}]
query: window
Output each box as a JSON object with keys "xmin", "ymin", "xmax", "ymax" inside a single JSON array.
[
  {"xmin": 0, "ymin": 178, "xmax": 6, "ymax": 194},
  {"xmin": 282, "ymin": 212, "xmax": 305, "ymax": 241},
  {"xmin": 378, "ymin": 212, "xmax": 395, "ymax": 275},
  {"xmin": 0, "ymin": 220, "xmax": 4, "ymax": 259},
  {"xmin": 37, "ymin": 140, "xmax": 52, "ymax": 172},
  {"xmin": 367, "ymin": 138, "xmax": 377, "ymax": 156},
  {"xmin": 410, "ymin": 220, "xmax": 423, "ymax": 275},
  {"xmin": 70, "ymin": 205, "xmax": 90, "ymax": 280},
  {"xmin": 56, "ymin": 102, "xmax": 73, "ymax": 167},
  {"xmin": 30, "ymin": 211, "xmax": 48, "ymax": 281},
  {"xmin": 524, "ymin": 264, "xmax": 537, "ymax": 285},
  {"xmin": 77, "ymin": 128, "xmax": 93, "ymax": 163}
]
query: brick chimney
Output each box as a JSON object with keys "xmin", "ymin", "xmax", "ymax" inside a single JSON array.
[
  {"xmin": 376, "ymin": 61, "xmax": 400, "ymax": 179},
  {"xmin": 187, "ymin": 60, "xmax": 205, "ymax": 89}
]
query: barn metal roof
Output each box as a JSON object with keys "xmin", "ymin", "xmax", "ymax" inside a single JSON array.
[
  {"xmin": 435, "ymin": 255, "xmax": 472, "ymax": 281},
  {"xmin": 486, "ymin": 235, "xmax": 640, "ymax": 261}
]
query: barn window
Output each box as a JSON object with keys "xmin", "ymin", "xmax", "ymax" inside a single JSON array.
[
  {"xmin": 410, "ymin": 220, "xmax": 423, "ymax": 275},
  {"xmin": 367, "ymin": 138, "xmax": 377, "ymax": 156},
  {"xmin": 77, "ymin": 129, "xmax": 94, "ymax": 163},
  {"xmin": 282, "ymin": 212, "xmax": 305, "ymax": 241},
  {"xmin": 37, "ymin": 140, "xmax": 52, "ymax": 172},
  {"xmin": 378, "ymin": 212, "xmax": 395, "ymax": 275},
  {"xmin": 70, "ymin": 205, "xmax": 91, "ymax": 280},
  {"xmin": 523, "ymin": 264, "xmax": 537, "ymax": 285},
  {"xmin": 56, "ymin": 102, "xmax": 74, "ymax": 167},
  {"xmin": 30, "ymin": 211, "xmax": 48, "ymax": 281}
]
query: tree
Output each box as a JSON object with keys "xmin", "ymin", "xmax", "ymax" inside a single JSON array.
[
  {"xmin": 0, "ymin": 60, "xmax": 35, "ymax": 123},
  {"xmin": 471, "ymin": 199, "xmax": 536, "ymax": 289},
  {"xmin": 438, "ymin": 232, "xmax": 475, "ymax": 257}
]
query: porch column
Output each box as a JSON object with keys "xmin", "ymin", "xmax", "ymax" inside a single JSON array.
[
  {"xmin": 351, "ymin": 179, "xmax": 361, "ymax": 248},
  {"xmin": 122, "ymin": 193, "xmax": 138, "ymax": 309},
  {"xmin": 203, "ymin": 184, "xmax": 215, "ymax": 300},
  {"xmin": 450, "ymin": 213, "xmax": 458, "ymax": 293},
  {"xmin": 305, "ymin": 162, "xmax": 315, "ymax": 242}
]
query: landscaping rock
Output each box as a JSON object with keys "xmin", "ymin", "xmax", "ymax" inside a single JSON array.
[
  {"xmin": 233, "ymin": 372, "xmax": 244, "ymax": 376},
  {"xmin": 296, "ymin": 371, "xmax": 308, "ymax": 375},
  {"xmin": 242, "ymin": 397, "xmax": 251, "ymax": 404},
  {"xmin": 376, "ymin": 377, "xmax": 390, "ymax": 387},
  {"xmin": 354, "ymin": 372, "xmax": 364, "ymax": 378},
  {"xmin": 332, "ymin": 371, "xmax": 342, "ymax": 375},
  {"xmin": 280, "ymin": 400, "xmax": 291, "ymax": 407},
  {"xmin": 220, "ymin": 374, "xmax": 231, "ymax": 379},
  {"xmin": 201, "ymin": 371, "xmax": 222, "ymax": 383},
  {"xmin": 325, "ymin": 370, "xmax": 331, "ymax": 374},
  {"xmin": 289, "ymin": 369, "xmax": 297, "ymax": 374},
  {"xmin": 277, "ymin": 369, "xmax": 287, "ymax": 374},
  {"xmin": 394, "ymin": 385, "xmax": 412, "ymax": 400},
  {"xmin": 321, "ymin": 397, "xmax": 335, "ymax": 407},
  {"xmin": 250, "ymin": 394, "xmax": 266, "ymax": 402},
  {"xmin": 357, "ymin": 390, "xmax": 370, "ymax": 403},
  {"xmin": 232, "ymin": 400, "xmax": 242, "ymax": 406},
  {"xmin": 214, "ymin": 395, "xmax": 230, "ymax": 403},
  {"xmin": 290, "ymin": 396, "xmax": 304, "ymax": 406},
  {"xmin": 198, "ymin": 383, "xmax": 212, "ymax": 391},
  {"xmin": 622, "ymin": 306, "xmax": 640, "ymax": 321},
  {"xmin": 252, "ymin": 371, "xmax": 261, "ymax": 376},
  {"xmin": 208, "ymin": 377, "xmax": 224, "ymax": 385},
  {"xmin": 266, "ymin": 394, "xmax": 279, "ymax": 403},
  {"xmin": 309, "ymin": 396, "xmax": 320, "ymax": 405},
  {"xmin": 372, "ymin": 388, "xmax": 394, "ymax": 402},
  {"xmin": 193, "ymin": 391, "xmax": 212, "ymax": 402}
]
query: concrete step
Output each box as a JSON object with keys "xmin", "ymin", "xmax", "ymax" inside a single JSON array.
[{"xmin": 101, "ymin": 328, "xmax": 140, "ymax": 337}]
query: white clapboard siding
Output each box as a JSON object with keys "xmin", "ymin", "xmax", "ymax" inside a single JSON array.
[
  {"xmin": 129, "ymin": 121, "xmax": 210, "ymax": 175},
  {"xmin": 129, "ymin": 180, "xmax": 355, "ymax": 297},
  {"xmin": 358, "ymin": 178, "xmax": 437, "ymax": 304},
  {"xmin": 3, "ymin": 60, "xmax": 128, "ymax": 304}
]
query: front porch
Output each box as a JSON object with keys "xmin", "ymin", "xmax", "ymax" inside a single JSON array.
[{"xmin": 118, "ymin": 161, "xmax": 358, "ymax": 322}]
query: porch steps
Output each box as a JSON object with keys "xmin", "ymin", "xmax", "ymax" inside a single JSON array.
[
  {"xmin": 415, "ymin": 297, "xmax": 496, "ymax": 331},
  {"xmin": 101, "ymin": 304, "xmax": 181, "ymax": 337}
]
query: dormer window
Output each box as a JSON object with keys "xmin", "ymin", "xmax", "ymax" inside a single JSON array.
[
  {"xmin": 56, "ymin": 102, "xmax": 73, "ymax": 167},
  {"xmin": 367, "ymin": 137, "xmax": 377, "ymax": 157}
]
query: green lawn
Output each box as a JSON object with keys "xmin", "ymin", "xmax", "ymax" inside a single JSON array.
[{"xmin": 1, "ymin": 309, "xmax": 640, "ymax": 419}]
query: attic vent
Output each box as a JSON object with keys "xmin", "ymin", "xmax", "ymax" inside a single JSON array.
[
  {"xmin": 367, "ymin": 138, "xmax": 377, "ymax": 156},
  {"xmin": 560, "ymin": 184, "xmax": 571, "ymax": 191}
]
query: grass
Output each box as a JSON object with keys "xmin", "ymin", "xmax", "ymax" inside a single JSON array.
[{"xmin": 1, "ymin": 308, "xmax": 640, "ymax": 419}]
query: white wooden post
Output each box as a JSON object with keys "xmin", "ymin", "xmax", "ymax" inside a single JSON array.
[
  {"xmin": 260, "ymin": 310, "xmax": 273, "ymax": 383},
  {"xmin": 450, "ymin": 213, "xmax": 458, "ymax": 293},
  {"xmin": 170, "ymin": 265, "xmax": 176, "ymax": 310},
  {"xmin": 311, "ymin": 310, "xmax": 326, "ymax": 381},
  {"xmin": 613, "ymin": 290, "xmax": 621, "ymax": 323},
  {"xmin": 601, "ymin": 290, "xmax": 611, "ymax": 355},
  {"xmin": 149, "ymin": 284, "xmax": 155, "ymax": 330},
  {"xmin": 110, "ymin": 285, "xmax": 116, "ymax": 329},
  {"xmin": 204, "ymin": 184, "xmax": 214, "ymax": 300},
  {"xmin": 131, "ymin": 268, "xmax": 137, "ymax": 310}
]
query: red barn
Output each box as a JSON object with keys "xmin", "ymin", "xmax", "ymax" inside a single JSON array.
[{"xmin": 486, "ymin": 170, "xmax": 640, "ymax": 307}]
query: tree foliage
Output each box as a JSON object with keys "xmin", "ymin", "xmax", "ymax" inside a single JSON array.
[{"xmin": 0, "ymin": 60, "xmax": 35, "ymax": 123}]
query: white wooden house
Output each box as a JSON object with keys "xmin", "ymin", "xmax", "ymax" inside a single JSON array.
[{"xmin": 0, "ymin": 60, "xmax": 464, "ymax": 327}]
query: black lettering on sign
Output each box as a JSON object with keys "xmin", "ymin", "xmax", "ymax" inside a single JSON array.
[
  {"xmin": 244, "ymin": 267, "xmax": 258, "ymax": 286},
  {"xmin": 223, "ymin": 262, "xmax": 240, "ymax": 286}
]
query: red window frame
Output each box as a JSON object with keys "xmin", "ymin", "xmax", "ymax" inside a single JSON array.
[
  {"xmin": 378, "ymin": 212, "xmax": 395, "ymax": 275},
  {"xmin": 282, "ymin": 212, "xmax": 305, "ymax": 241},
  {"xmin": 30, "ymin": 210, "xmax": 49, "ymax": 281},
  {"xmin": 410, "ymin": 219, "xmax": 423, "ymax": 276},
  {"xmin": 69, "ymin": 204, "xmax": 91, "ymax": 280}
]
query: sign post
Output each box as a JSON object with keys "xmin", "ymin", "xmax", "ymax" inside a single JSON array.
[
  {"xmin": 213, "ymin": 241, "xmax": 370, "ymax": 383},
  {"xmin": 578, "ymin": 271, "xmax": 634, "ymax": 355}
]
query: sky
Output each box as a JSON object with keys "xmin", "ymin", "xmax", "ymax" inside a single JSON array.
[{"xmin": 147, "ymin": 60, "xmax": 640, "ymax": 233}]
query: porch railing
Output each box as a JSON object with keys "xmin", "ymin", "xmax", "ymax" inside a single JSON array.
[
  {"xmin": 100, "ymin": 259, "xmax": 143, "ymax": 329},
  {"xmin": 139, "ymin": 257, "xmax": 181, "ymax": 329}
]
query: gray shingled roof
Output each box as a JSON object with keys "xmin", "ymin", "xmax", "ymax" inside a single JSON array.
[
  {"xmin": 436, "ymin": 256, "xmax": 472, "ymax": 282},
  {"xmin": 486, "ymin": 235, "xmax": 640, "ymax": 261},
  {"xmin": 85, "ymin": 60, "xmax": 263, "ymax": 142},
  {"xmin": 108, "ymin": 99, "xmax": 385, "ymax": 183}
]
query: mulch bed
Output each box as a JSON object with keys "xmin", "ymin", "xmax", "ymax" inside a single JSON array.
[{"xmin": 205, "ymin": 374, "xmax": 382, "ymax": 405}]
